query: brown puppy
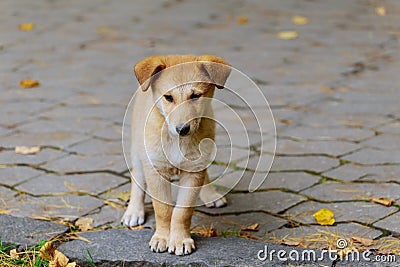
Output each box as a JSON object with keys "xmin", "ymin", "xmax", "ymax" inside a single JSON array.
[{"xmin": 123, "ymin": 55, "xmax": 231, "ymax": 255}]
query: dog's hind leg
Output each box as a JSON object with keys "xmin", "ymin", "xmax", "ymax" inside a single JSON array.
[
  {"xmin": 199, "ymin": 171, "xmax": 227, "ymax": 208},
  {"xmin": 122, "ymin": 146, "xmax": 146, "ymax": 227}
]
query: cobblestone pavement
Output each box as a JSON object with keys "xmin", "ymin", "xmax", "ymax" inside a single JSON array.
[{"xmin": 1, "ymin": 0, "xmax": 400, "ymax": 261}]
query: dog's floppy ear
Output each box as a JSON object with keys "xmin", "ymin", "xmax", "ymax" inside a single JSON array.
[
  {"xmin": 197, "ymin": 55, "xmax": 231, "ymax": 89},
  {"xmin": 134, "ymin": 56, "xmax": 166, "ymax": 91}
]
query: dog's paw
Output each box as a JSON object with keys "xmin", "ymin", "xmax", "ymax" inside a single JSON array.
[
  {"xmin": 168, "ymin": 236, "xmax": 195, "ymax": 256},
  {"xmin": 149, "ymin": 233, "xmax": 169, "ymax": 253},
  {"xmin": 204, "ymin": 196, "xmax": 227, "ymax": 208},
  {"xmin": 122, "ymin": 207, "xmax": 145, "ymax": 227}
]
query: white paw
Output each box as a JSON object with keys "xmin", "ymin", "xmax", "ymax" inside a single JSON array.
[
  {"xmin": 204, "ymin": 196, "xmax": 227, "ymax": 208},
  {"xmin": 168, "ymin": 237, "xmax": 195, "ymax": 256},
  {"xmin": 122, "ymin": 206, "xmax": 145, "ymax": 227},
  {"xmin": 149, "ymin": 233, "xmax": 169, "ymax": 253}
]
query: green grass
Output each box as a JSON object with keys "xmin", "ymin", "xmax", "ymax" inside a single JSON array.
[{"xmin": 0, "ymin": 240, "xmax": 48, "ymax": 267}]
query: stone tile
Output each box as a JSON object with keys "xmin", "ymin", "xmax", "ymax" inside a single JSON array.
[
  {"xmin": 0, "ymin": 148, "xmax": 69, "ymax": 165},
  {"xmin": 192, "ymin": 212, "xmax": 287, "ymax": 237},
  {"xmin": 9, "ymin": 195, "xmax": 103, "ymax": 221},
  {"xmin": 324, "ymin": 164, "xmax": 400, "ymax": 182},
  {"xmin": 0, "ymin": 186, "xmax": 16, "ymax": 205},
  {"xmin": 214, "ymin": 170, "xmax": 319, "ymax": 192},
  {"xmin": 68, "ymin": 139, "xmax": 122, "ymax": 155},
  {"xmin": 362, "ymin": 134, "xmax": 400, "ymax": 151},
  {"xmin": 197, "ymin": 191, "xmax": 306, "ymax": 215},
  {"xmin": 58, "ymin": 228, "xmax": 334, "ymax": 266},
  {"xmin": 373, "ymin": 212, "xmax": 400, "ymax": 235},
  {"xmin": 15, "ymin": 173, "xmax": 126, "ymax": 196},
  {"xmin": 0, "ymin": 166, "xmax": 43, "ymax": 187},
  {"xmin": 285, "ymin": 201, "xmax": 397, "ymax": 225},
  {"xmin": 343, "ymin": 148, "xmax": 400, "ymax": 165},
  {"xmin": 212, "ymin": 146, "xmax": 254, "ymax": 165},
  {"xmin": 301, "ymin": 182, "xmax": 400, "ymax": 202},
  {"xmin": 281, "ymin": 126, "xmax": 375, "ymax": 142},
  {"xmin": 236, "ymin": 153, "xmax": 274, "ymax": 172},
  {"xmin": 377, "ymin": 121, "xmax": 400, "ymax": 135},
  {"xmin": 92, "ymin": 124, "xmax": 122, "ymax": 141},
  {"xmin": 0, "ymin": 131, "xmax": 87, "ymax": 148},
  {"xmin": 267, "ymin": 223, "xmax": 382, "ymax": 242},
  {"xmin": 276, "ymin": 139, "xmax": 360, "ymax": 157},
  {"xmin": 270, "ymin": 156, "xmax": 339, "ymax": 173},
  {"xmin": 0, "ymin": 215, "xmax": 68, "ymax": 248},
  {"xmin": 42, "ymin": 153, "xmax": 128, "ymax": 174}
]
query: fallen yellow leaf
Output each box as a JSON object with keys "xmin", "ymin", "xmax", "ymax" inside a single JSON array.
[
  {"xmin": 277, "ymin": 31, "xmax": 298, "ymax": 40},
  {"xmin": 313, "ymin": 208, "xmax": 335, "ymax": 226},
  {"xmin": 371, "ymin": 197, "xmax": 395, "ymax": 207},
  {"xmin": 191, "ymin": 226, "xmax": 218, "ymax": 237},
  {"xmin": 351, "ymin": 236, "xmax": 375, "ymax": 246},
  {"xmin": 20, "ymin": 78, "xmax": 40, "ymax": 89},
  {"xmin": 240, "ymin": 223, "xmax": 260, "ymax": 231},
  {"xmin": 237, "ymin": 16, "xmax": 248, "ymax": 25},
  {"xmin": 49, "ymin": 250, "xmax": 70, "ymax": 267},
  {"xmin": 292, "ymin": 15, "xmax": 308, "ymax": 25},
  {"xmin": 19, "ymin": 23, "xmax": 34, "ymax": 31},
  {"xmin": 39, "ymin": 242, "xmax": 56, "ymax": 261},
  {"xmin": 75, "ymin": 217, "xmax": 93, "ymax": 232},
  {"xmin": 15, "ymin": 146, "xmax": 41, "ymax": 155},
  {"xmin": 10, "ymin": 249, "xmax": 19, "ymax": 259},
  {"xmin": 0, "ymin": 208, "xmax": 12, "ymax": 215},
  {"xmin": 281, "ymin": 240, "xmax": 301, "ymax": 246},
  {"xmin": 375, "ymin": 6, "xmax": 386, "ymax": 16}
]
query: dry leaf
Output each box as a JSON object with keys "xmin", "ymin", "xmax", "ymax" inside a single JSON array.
[
  {"xmin": 49, "ymin": 250, "xmax": 70, "ymax": 267},
  {"xmin": 292, "ymin": 15, "xmax": 308, "ymax": 25},
  {"xmin": 20, "ymin": 78, "xmax": 40, "ymax": 89},
  {"xmin": 321, "ymin": 85, "xmax": 334, "ymax": 95},
  {"xmin": 240, "ymin": 223, "xmax": 260, "ymax": 231},
  {"xmin": 371, "ymin": 197, "xmax": 395, "ymax": 207},
  {"xmin": 281, "ymin": 240, "xmax": 300, "ymax": 246},
  {"xmin": 15, "ymin": 146, "xmax": 41, "ymax": 155},
  {"xmin": 0, "ymin": 208, "xmax": 12, "ymax": 215},
  {"xmin": 313, "ymin": 208, "xmax": 335, "ymax": 226},
  {"xmin": 19, "ymin": 23, "xmax": 34, "ymax": 31},
  {"xmin": 39, "ymin": 242, "xmax": 56, "ymax": 261},
  {"xmin": 75, "ymin": 217, "xmax": 93, "ymax": 232},
  {"xmin": 351, "ymin": 236, "xmax": 375, "ymax": 246},
  {"xmin": 191, "ymin": 226, "xmax": 218, "ymax": 237},
  {"xmin": 280, "ymin": 119, "xmax": 292, "ymax": 125},
  {"xmin": 375, "ymin": 6, "xmax": 386, "ymax": 16},
  {"xmin": 66, "ymin": 263, "xmax": 76, "ymax": 267},
  {"xmin": 277, "ymin": 31, "xmax": 298, "ymax": 40},
  {"xmin": 237, "ymin": 16, "xmax": 248, "ymax": 25},
  {"xmin": 10, "ymin": 249, "xmax": 19, "ymax": 259}
]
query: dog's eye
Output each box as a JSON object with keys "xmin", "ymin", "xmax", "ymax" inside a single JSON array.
[
  {"xmin": 164, "ymin": 95, "xmax": 174, "ymax": 103},
  {"xmin": 190, "ymin": 93, "xmax": 202, "ymax": 101}
]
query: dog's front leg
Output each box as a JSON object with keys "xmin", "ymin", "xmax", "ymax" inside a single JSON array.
[
  {"xmin": 145, "ymin": 167, "xmax": 173, "ymax": 253},
  {"xmin": 168, "ymin": 171, "xmax": 204, "ymax": 256}
]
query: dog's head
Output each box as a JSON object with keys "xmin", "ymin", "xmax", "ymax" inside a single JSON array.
[{"xmin": 134, "ymin": 55, "xmax": 231, "ymax": 137}]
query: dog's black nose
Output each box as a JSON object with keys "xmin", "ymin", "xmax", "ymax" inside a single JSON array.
[{"xmin": 176, "ymin": 123, "xmax": 190, "ymax": 136}]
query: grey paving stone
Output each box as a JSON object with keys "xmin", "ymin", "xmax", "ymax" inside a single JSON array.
[
  {"xmin": 9, "ymin": 195, "xmax": 103, "ymax": 221},
  {"xmin": 213, "ymin": 146, "xmax": 254, "ymax": 165},
  {"xmin": 0, "ymin": 148, "xmax": 69, "ymax": 165},
  {"xmin": 193, "ymin": 212, "xmax": 287, "ymax": 237},
  {"xmin": 214, "ymin": 170, "xmax": 319, "ymax": 192},
  {"xmin": 343, "ymin": 148, "xmax": 400, "ymax": 165},
  {"xmin": 276, "ymin": 139, "xmax": 360, "ymax": 157},
  {"xmin": 197, "ymin": 191, "xmax": 306, "ymax": 215},
  {"xmin": 92, "ymin": 124, "xmax": 123, "ymax": 141},
  {"xmin": 374, "ymin": 212, "xmax": 400, "ymax": 235},
  {"xmin": 301, "ymin": 182, "xmax": 400, "ymax": 202},
  {"xmin": 58, "ymin": 228, "xmax": 334, "ymax": 266},
  {"xmin": 267, "ymin": 222, "xmax": 382, "ymax": 242},
  {"xmin": 0, "ymin": 131, "xmax": 87, "ymax": 148},
  {"xmin": 0, "ymin": 166, "xmax": 43, "ymax": 187},
  {"xmin": 15, "ymin": 173, "xmax": 126, "ymax": 196},
  {"xmin": 67, "ymin": 138, "xmax": 122, "ymax": 156},
  {"xmin": 0, "ymin": 186, "xmax": 16, "ymax": 205},
  {"xmin": 236, "ymin": 152, "xmax": 274, "ymax": 172},
  {"xmin": 42, "ymin": 153, "xmax": 128, "ymax": 174},
  {"xmin": 362, "ymin": 134, "xmax": 400, "ymax": 151},
  {"xmin": 285, "ymin": 201, "xmax": 397, "ymax": 225},
  {"xmin": 280, "ymin": 126, "xmax": 375, "ymax": 142},
  {"xmin": 270, "ymin": 156, "xmax": 339, "ymax": 173},
  {"xmin": 324, "ymin": 164, "xmax": 400, "ymax": 182},
  {"xmin": 0, "ymin": 214, "xmax": 68, "ymax": 248},
  {"xmin": 377, "ymin": 121, "xmax": 400, "ymax": 135}
]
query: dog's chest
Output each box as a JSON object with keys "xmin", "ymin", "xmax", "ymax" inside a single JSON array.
[{"xmin": 147, "ymin": 138, "xmax": 194, "ymax": 169}]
